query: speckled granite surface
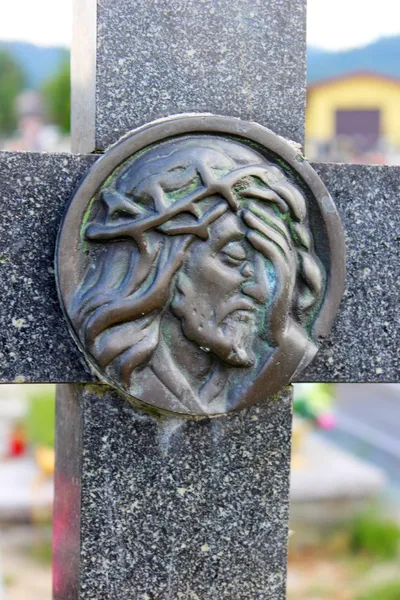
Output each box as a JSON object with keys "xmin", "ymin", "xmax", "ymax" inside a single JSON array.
[
  {"xmin": 0, "ymin": 154, "xmax": 398, "ymax": 384},
  {"xmin": 0, "ymin": 152, "xmax": 97, "ymax": 384},
  {"xmin": 92, "ymin": 0, "xmax": 307, "ymax": 150},
  {"xmin": 67, "ymin": 385, "xmax": 292, "ymax": 599},
  {"xmin": 302, "ymin": 163, "xmax": 400, "ymax": 383}
]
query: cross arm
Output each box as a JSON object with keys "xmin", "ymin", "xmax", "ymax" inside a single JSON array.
[
  {"xmin": 0, "ymin": 151, "xmax": 97, "ymax": 384},
  {"xmin": 301, "ymin": 162, "xmax": 400, "ymax": 383},
  {"xmin": 0, "ymin": 154, "xmax": 399, "ymax": 384}
]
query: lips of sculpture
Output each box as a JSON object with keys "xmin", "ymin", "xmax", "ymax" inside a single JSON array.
[{"xmin": 218, "ymin": 298, "xmax": 257, "ymax": 323}]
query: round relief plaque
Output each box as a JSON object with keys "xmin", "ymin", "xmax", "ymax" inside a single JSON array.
[{"xmin": 56, "ymin": 115, "xmax": 345, "ymax": 416}]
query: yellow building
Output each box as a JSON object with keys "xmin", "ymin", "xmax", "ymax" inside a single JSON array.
[{"xmin": 306, "ymin": 71, "xmax": 400, "ymax": 162}]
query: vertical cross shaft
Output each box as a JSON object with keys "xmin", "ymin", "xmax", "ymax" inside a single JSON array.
[
  {"xmin": 72, "ymin": 0, "xmax": 307, "ymax": 152},
  {"xmin": 54, "ymin": 1, "xmax": 309, "ymax": 597}
]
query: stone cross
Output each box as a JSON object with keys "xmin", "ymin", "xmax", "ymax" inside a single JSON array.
[{"xmin": 0, "ymin": 1, "xmax": 399, "ymax": 599}]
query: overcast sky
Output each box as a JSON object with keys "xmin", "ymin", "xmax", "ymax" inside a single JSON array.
[{"xmin": 0, "ymin": 0, "xmax": 400, "ymax": 51}]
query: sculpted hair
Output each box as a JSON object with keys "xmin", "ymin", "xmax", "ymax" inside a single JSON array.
[{"xmin": 71, "ymin": 137, "xmax": 324, "ymax": 386}]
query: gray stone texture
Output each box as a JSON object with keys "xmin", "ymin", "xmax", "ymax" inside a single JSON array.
[
  {"xmin": 1, "ymin": 155, "xmax": 399, "ymax": 384},
  {"xmin": 91, "ymin": 0, "xmax": 307, "ymax": 150},
  {"xmin": 55, "ymin": 384, "xmax": 292, "ymax": 600},
  {"xmin": 0, "ymin": 152, "xmax": 97, "ymax": 384},
  {"xmin": 304, "ymin": 163, "xmax": 400, "ymax": 383}
]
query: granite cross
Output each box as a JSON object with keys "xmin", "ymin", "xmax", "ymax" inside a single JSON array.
[{"xmin": 0, "ymin": 0, "xmax": 399, "ymax": 598}]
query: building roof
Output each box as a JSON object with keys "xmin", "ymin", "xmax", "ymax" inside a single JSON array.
[{"xmin": 307, "ymin": 70, "xmax": 400, "ymax": 92}]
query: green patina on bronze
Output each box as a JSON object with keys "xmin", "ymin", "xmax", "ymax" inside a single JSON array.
[{"xmin": 57, "ymin": 115, "xmax": 345, "ymax": 417}]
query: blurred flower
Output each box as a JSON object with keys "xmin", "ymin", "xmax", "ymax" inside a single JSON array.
[
  {"xmin": 294, "ymin": 383, "xmax": 336, "ymax": 428},
  {"xmin": 7, "ymin": 423, "xmax": 27, "ymax": 458},
  {"xmin": 315, "ymin": 412, "xmax": 337, "ymax": 430}
]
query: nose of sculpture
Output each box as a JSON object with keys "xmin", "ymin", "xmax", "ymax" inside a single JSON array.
[{"xmin": 242, "ymin": 253, "xmax": 270, "ymax": 304}]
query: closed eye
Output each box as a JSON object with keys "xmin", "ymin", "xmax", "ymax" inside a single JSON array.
[
  {"xmin": 221, "ymin": 255, "xmax": 245, "ymax": 267},
  {"xmin": 220, "ymin": 241, "xmax": 248, "ymax": 266}
]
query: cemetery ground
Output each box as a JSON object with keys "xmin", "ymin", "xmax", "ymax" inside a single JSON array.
[
  {"xmin": 0, "ymin": 384, "xmax": 399, "ymax": 600},
  {"xmin": 1, "ymin": 476, "xmax": 399, "ymax": 600}
]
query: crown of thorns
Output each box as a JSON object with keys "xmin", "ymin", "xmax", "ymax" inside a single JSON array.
[{"xmin": 85, "ymin": 151, "xmax": 312, "ymax": 254}]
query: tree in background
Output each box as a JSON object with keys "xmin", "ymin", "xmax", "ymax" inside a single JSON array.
[
  {"xmin": 0, "ymin": 50, "xmax": 25, "ymax": 135},
  {"xmin": 42, "ymin": 59, "xmax": 70, "ymax": 133}
]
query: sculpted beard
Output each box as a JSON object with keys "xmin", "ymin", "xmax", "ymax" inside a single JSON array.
[{"xmin": 171, "ymin": 271, "xmax": 257, "ymax": 368}]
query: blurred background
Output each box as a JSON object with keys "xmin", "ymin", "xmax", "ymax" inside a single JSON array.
[{"xmin": 0, "ymin": 1, "xmax": 399, "ymax": 599}]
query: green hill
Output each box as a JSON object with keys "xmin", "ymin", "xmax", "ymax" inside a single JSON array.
[
  {"xmin": 0, "ymin": 41, "xmax": 68, "ymax": 88},
  {"xmin": 1, "ymin": 35, "xmax": 400, "ymax": 89},
  {"xmin": 307, "ymin": 36, "xmax": 400, "ymax": 84}
]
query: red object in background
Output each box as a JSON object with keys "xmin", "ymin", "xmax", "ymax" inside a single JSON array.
[{"xmin": 8, "ymin": 427, "xmax": 27, "ymax": 457}]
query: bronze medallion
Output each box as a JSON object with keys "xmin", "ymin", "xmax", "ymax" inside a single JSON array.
[{"xmin": 56, "ymin": 115, "xmax": 345, "ymax": 416}]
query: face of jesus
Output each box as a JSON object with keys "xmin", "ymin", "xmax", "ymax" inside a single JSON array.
[{"xmin": 171, "ymin": 211, "xmax": 271, "ymax": 367}]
